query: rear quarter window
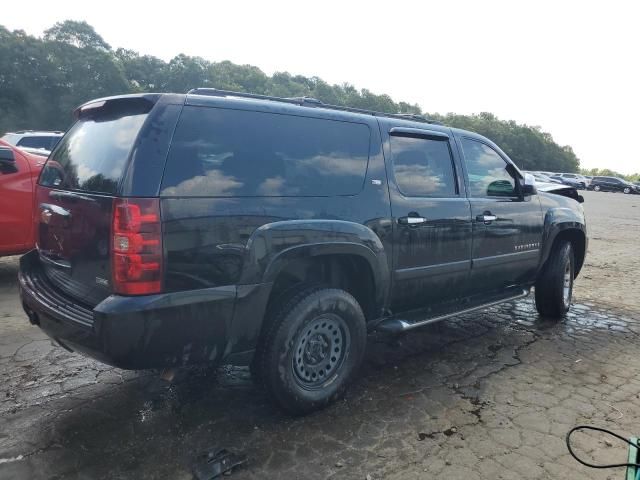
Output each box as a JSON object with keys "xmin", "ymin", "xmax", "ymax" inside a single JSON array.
[{"xmin": 160, "ymin": 106, "xmax": 371, "ymax": 197}]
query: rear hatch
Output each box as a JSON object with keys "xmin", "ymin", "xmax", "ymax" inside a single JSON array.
[{"xmin": 36, "ymin": 97, "xmax": 155, "ymax": 306}]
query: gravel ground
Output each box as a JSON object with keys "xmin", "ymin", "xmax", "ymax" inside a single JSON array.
[{"xmin": 0, "ymin": 189, "xmax": 639, "ymax": 480}]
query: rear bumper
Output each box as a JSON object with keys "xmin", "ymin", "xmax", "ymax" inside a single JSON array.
[{"xmin": 19, "ymin": 250, "xmax": 270, "ymax": 369}]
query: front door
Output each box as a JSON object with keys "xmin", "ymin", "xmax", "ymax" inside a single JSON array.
[
  {"xmin": 384, "ymin": 125, "xmax": 472, "ymax": 314},
  {"xmin": 455, "ymin": 135, "xmax": 544, "ymax": 297}
]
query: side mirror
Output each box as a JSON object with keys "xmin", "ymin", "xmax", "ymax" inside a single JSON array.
[
  {"xmin": 521, "ymin": 173, "xmax": 537, "ymax": 196},
  {"xmin": 487, "ymin": 179, "xmax": 517, "ymax": 197},
  {"xmin": 0, "ymin": 147, "xmax": 17, "ymax": 173}
]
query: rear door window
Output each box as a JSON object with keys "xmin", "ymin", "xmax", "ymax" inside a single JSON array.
[
  {"xmin": 160, "ymin": 106, "xmax": 371, "ymax": 197},
  {"xmin": 39, "ymin": 112, "xmax": 148, "ymax": 194},
  {"xmin": 389, "ymin": 134, "xmax": 457, "ymax": 197}
]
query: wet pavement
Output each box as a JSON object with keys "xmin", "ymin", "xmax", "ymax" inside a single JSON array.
[{"xmin": 2, "ymin": 250, "xmax": 640, "ymax": 479}]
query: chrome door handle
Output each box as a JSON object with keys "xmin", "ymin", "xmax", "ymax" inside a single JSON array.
[
  {"xmin": 398, "ymin": 216, "xmax": 428, "ymax": 225},
  {"xmin": 477, "ymin": 214, "xmax": 498, "ymax": 223}
]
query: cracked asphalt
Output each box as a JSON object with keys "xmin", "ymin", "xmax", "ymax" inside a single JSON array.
[{"xmin": 1, "ymin": 190, "xmax": 639, "ymax": 480}]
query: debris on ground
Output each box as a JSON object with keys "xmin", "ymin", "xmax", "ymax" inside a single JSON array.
[{"xmin": 192, "ymin": 448, "xmax": 247, "ymax": 480}]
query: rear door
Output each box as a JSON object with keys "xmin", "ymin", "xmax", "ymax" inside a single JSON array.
[
  {"xmin": 383, "ymin": 124, "xmax": 472, "ymax": 314},
  {"xmin": 600, "ymin": 177, "xmax": 617, "ymax": 191},
  {"xmin": 610, "ymin": 178, "xmax": 625, "ymax": 191},
  {"xmin": 455, "ymin": 134, "xmax": 544, "ymax": 297},
  {"xmin": 36, "ymin": 98, "xmax": 154, "ymax": 306}
]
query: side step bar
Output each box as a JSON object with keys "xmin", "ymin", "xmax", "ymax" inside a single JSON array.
[{"xmin": 375, "ymin": 289, "xmax": 530, "ymax": 333}]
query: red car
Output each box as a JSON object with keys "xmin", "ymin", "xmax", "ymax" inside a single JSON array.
[{"xmin": 0, "ymin": 139, "xmax": 46, "ymax": 256}]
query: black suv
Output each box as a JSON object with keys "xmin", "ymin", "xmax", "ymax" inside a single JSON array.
[
  {"xmin": 588, "ymin": 176, "xmax": 639, "ymax": 194},
  {"xmin": 19, "ymin": 90, "xmax": 587, "ymax": 414}
]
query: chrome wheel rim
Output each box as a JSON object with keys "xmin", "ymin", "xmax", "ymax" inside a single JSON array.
[
  {"xmin": 594, "ymin": 185, "xmax": 600, "ymax": 191},
  {"xmin": 624, "ymin": 188, "xmax": 630, "ymax": 194},
  {"xmin": 292, "ymin": 314, "xmax": 350, "ymax": 390},
  {"xmin": 563, "ymin": 262, "xmax": 573, "ymax": 308}
]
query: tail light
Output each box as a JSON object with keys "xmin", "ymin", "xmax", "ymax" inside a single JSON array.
[{"xmin": 112, "ymin": 198, "xmax": 162, "ymax": 295}]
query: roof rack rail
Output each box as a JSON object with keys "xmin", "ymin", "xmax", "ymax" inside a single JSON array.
[{"xmin": 187, "ymin": 88, "xmax": 442, "ymax": 125}]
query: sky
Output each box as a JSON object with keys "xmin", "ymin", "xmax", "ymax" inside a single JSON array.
[{"xmin": 3, "ymin": 0, "xmax": 639, "ymax": 173}]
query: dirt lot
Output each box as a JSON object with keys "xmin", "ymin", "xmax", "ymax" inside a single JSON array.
[{"xmin": 0, "ymin": 190, "xmax": 639, "ymax": 480}]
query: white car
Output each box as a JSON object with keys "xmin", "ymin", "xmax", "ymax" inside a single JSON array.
[{"xmin": 1, "ymin": 130, "xmax": 64, "ymax": 157}]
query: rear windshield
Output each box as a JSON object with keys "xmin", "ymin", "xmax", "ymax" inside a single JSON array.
[
  {"xmin": 160, "ymin": 106, "xmax": 371, "ymax": 197},
  {"xmin": 39, "ymin": 110, "xmax": 148, "ymax": 194}
]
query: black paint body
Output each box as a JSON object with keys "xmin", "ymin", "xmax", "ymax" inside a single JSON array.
[{"xmin": 19, "ymin": 93, "xmax": 587, "ymax": 369}]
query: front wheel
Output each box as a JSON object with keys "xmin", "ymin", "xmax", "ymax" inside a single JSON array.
[
  {"xmin": 623, "ymin": 187, "xmax": 631, "ymax": 194},
  {"xmin": 535, "ymin": 241, "xmax": 574, "ymax": 319},
  {"xmin": 259, "ymin": 287, "xmax": 367, "ymax": 415}
]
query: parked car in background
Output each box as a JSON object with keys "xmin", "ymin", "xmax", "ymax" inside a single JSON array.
[
  {"xmin": 0, "ymin": 140, "xmax": 46, "ymax": 256},
  {"xmin": 588, "ymin": 176, "xmax": 640, "ymax": 194},
  {"xmin": 524, "ymin": 171, "xmax": 563, "ymax": 184},
  {"xmin": 553, "ymin": 173, "xmax": 588, "ymax": 189},
  {"xmin": 550, "ymin": 173, "xmax": 587, "ymax": 190},
  {"xmin": 549, "ymin": 173, "xmax": 585, "ymax": 190},
  {"xmin": 1, "ymin": 130, "xmax": 64, "ymax": 157},
  {"xmin": 19, "ymin": 90, "xmax": 588, "ymax": 414},
  {"xmin": 551, "ymin": 173, "xmax": 589, "ymax": 190}
]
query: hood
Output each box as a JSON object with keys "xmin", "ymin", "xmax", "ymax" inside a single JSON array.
[{"xmin": 536, "ymin": 181, "xmax": 584, "ymax": 203}]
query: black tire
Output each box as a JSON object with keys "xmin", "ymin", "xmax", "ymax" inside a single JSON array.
[
  {"xmin": 259, "ymin": 287, "xmax": 367, "ymax": 415},
  {"xmin": 250, "ymin": 283, "xmax": 321, "ymax": 385},
  {"xmin": 593, "ymin": 185, "xmax": 601, "ymax": 192},
  {"xmin": 535, "ymin": 241, "xmax": 574, "ymax": 319}
]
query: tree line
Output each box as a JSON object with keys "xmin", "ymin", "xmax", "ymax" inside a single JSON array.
[{"xmin": 1, "ymin": 20, "xmax": 584, "ymax": 173}]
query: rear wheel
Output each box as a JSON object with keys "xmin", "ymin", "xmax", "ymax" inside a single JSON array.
[
  {"xmin": 259, "ymin": 287, "xmax": 367, "ymax": 415},
  {"xmin": 535, "ymin": 241, "xmax": 574, "ymax": 319},
  {"xmin": 593, "ymin": 185, "xmax": 601, "ymax": 192}
]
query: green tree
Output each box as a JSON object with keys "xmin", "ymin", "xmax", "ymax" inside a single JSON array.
[
  {"xmin": 165, "ymin": 54, "xmax": 211, "ymax": 92},
  {"xmin": 44, "ymin": 20, "xmax": 110, "ymax": 50},
  {"xmin": 115, "ymin": 48, "xmax": 167, "ymax": 91}
]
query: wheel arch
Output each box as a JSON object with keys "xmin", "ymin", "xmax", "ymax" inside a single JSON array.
[
  {"xmin": 541, "ymin": 222, "xmax": 587, "ymax": 277},
  {"xmin": 233, "ymin": 220, "xmax": 390, "ymax": 363},
  {"xmin": 262, "ymin": 243, "xmax": 388, "ymax": 322}
]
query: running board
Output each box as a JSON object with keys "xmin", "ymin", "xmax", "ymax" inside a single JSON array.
[{"xmin": 376, "ymin": 289, "xmax": 530, "ymax": 333}]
